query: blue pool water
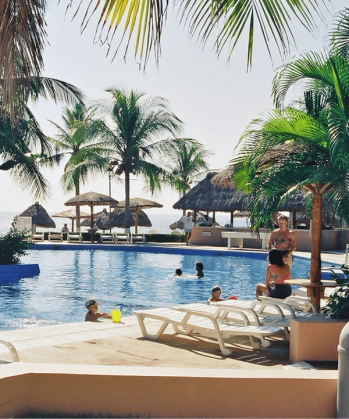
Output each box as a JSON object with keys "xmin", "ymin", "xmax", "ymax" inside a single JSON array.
[{"xmin": 0, "ymin": 248, "xmax": 311, "ymax": 330}]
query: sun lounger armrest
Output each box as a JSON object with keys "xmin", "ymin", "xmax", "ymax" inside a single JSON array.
[
  {"xmin": 215, "ymin": 307, "xmax": 257, "ymax": 325},
  {"xmin": 261, "ymin": 297, "xmax": 297, "ymax": 318},
  {"xmin": 250, "ymin": 301, "xmax": 286, "ymax": 318},
  {"xmin": 0, "ymin": 339, "xmax": 19, "ymax": 362}
]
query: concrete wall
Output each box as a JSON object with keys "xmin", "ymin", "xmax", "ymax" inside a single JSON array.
[
  {"xmin": 290, "ymin": 318, "xmax": 348, "ymax": 363},
  {"xmin": 0, "ymin": 363, "xmax": 338, "ymax": 418},
  {"xmin": 190, "ymin": 227, "xmax": 349, "ymax": 251}
]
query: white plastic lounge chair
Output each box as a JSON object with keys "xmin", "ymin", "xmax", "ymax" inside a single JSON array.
[
  {"xmin": 130, "ymin": 233, "xmax": 146, "ymax": 243},
  {"xmin": 31, "ymin": 232, "xmax": 44, "ymax": 242},
  {"xmin": 0, "ymin": 339, "xmax": 19, "ymax": 362},
  {"xmin": 48, "ymin": 232, "xmax": 63, "ymax": 242},
  {"xmin": 67, "ymin": 232, "xmax": 83, "ymax": 243},
  {"xmin": 114, "ymin": 234, "xmax": 130, "ymax": 243},
  {"xmin": 180, "ymin": 301, "xmax": 292, "ymax": 341},
  {"xmin": 99, "ymin": 233, "xmax": 115, "ymax": 244},
  {"xmin": 134, "ymin": 306, "xmax": 282, "ymax": 355}
]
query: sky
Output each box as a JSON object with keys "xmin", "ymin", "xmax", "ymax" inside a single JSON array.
[{"xmin": 1, "ymin": 1, "xmax": 348, "ymax": 215}]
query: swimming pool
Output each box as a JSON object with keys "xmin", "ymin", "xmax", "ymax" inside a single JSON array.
[{"xmin": 0, "ymin": 248, "xmax": 312, "ymax": 330}]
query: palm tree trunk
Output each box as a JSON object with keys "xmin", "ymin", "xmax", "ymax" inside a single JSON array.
[
  {"xmin": 124, "ymin": 169, "xmax": 131, "ymax": 234},
  {"xmin": 75, "ymin": 183, "xmax": 80, "ymax": 233},
  {"xmin": 309, "ymin": 191, "xmax": 323, "ymax": 311}
]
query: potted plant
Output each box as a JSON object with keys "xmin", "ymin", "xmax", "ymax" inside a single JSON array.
[{"xmin": 0, "ymin": 218, "xmax": 39, "ymax": 281}]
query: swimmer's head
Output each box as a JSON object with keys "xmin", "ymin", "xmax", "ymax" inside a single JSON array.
[{"xmin": 175, "ymin": 268, "xmax": 183, "ymax": 276}]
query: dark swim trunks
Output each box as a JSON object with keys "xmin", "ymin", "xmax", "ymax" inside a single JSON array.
[{"xmin": 269, "ymin": 284, "xmax": 292, "ymax": 299}]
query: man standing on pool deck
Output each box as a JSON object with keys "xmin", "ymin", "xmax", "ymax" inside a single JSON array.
[
  {"xmin": 267, "ymin": 215, "xmax": 297, "ymax": 269},
  {"xmin": 182, "ymin": 211, "xmax": 193, "ymax": 245}
]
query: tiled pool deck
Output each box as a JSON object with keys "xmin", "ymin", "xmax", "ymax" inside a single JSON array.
[{"xmin": 0, "ymin": 244, "xmax": 344, "ymax": 370}]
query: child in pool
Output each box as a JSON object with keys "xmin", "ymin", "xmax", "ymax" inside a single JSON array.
[
  {"xmin": 85, "ymin": 299, "xmax": 112, "ymax": 322},
  {"xmin": 195, "ymin": 262, "xmax": 204, "ymax": 278},
  {"xmin": 208, "ymin": 285, "xmax": 238, "ymax": 302}
]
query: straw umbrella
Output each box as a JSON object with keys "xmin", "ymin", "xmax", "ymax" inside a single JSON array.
[
  {"xmin": 52, "ymin": 208, "xmax": 90, "ymax": 232},
  {"xmin": 64, "ymin": 192, "xmax": 119, "ymax": 242},
  {"xmin": 173, "ymin": 172, "xmax": 249, "ymax": 225},
  {"xmin": 113, "ymin": 197, "xmax": 162, "ymax": 234},
  {"xmin": 19, "ymin": 202, "xmax": 56, "ymax": 232},
  {"xmin": 110, "ymin": 208, "xmax": 152, "ymax": 229}
]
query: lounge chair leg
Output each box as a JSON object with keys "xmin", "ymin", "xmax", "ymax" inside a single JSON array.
[
  {"xmin": 249, "ymin": 336, "xmax": 262, "ymax": 349},
  {"xmin": 135, "ymin": 314, "xmax": 171, "ymax": 340}
]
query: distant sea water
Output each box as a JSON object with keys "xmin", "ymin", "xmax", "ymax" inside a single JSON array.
[{"xmin": 0, "ymin": 211, "xmax": 249, "ymax": 235}]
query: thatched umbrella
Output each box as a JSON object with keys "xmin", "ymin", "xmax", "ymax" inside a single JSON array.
[
  {"xmin": 113, "ymin": 197, "xmax": 162, "ymax": 234},
  {"xmin": 111, "ymin": 208, "xmax": 152, "ymax": 229},
  {"xmin": 19, "ymin": 202, "xmax": 56, "ymax": 231},
  {"xmin": 173, "ymin": 172, "xmax": 249, "ymax": 224},
  {"xmin": 52, "ymin": 208, "xmax": 90, "ymax": 232},
  {"xmin": 80, "ymin": 208, "xmax": 152, "ymax": 231},
  {"xmin": 64, "ymin": 192, "xmax": 119, "ymax": 242}
]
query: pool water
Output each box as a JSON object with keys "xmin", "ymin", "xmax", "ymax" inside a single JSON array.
[{"xmin": 0, "ymin": 249, "xmax": 311, "ymax": 330}]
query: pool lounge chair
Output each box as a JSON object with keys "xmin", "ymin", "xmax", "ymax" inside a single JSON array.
[
  {"xmin": 175, "ymin": 302, "xmax": 292, "ymax": 341},
  {"xmin": 211, "ymin": 297, "xmax": 320, "ymax": 339},
  {"xmin": 67, "ymin": 232, "xmax": 83, "ymax": 243},
  {"xmin": 114, "ymin": 233, "xmax": 130, "ymax": 243},
  {"xmin": 31, "ymin": 232, "xmax": 44, "ymax": 242},
  {"xmin": 130, "ymin": 233, "xmax": 146, "ymax": 243},
  {"xmin": 48, "ymin": 232, "xmax": 63, "ymax": 242},
  {"xmin": 134, "ymin": 306, "xmax": 282, "ymax": 356},
  {"xmin": 99, "ymin": 233, "xmax": 115, "ymax": 244}
]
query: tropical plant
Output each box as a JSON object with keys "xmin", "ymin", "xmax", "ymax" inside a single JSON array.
[
  {"xmin": 233, "ymin": 104, "xmax": 349, "ymax": 310},
  {"xmin": 323, "ymin": 286, "xmax": 349, "ymax": 319},
  {"xmin": 50, "ymin": 103, "xmax": 112, "ymax": 231},
  {"xmin": 69, "ymin": 0, "xmax": 325, "ymax": 69},
  {"xmin": 98, "ymin": 88, "xmax": 183, "ymax": 232},
  {"xmin": 164, "ymin": 138, "xmax": 210, "ymax": 197},
  {"xmin": 0, "ymin": 218, "xmax": 31, "ymax": 265}
]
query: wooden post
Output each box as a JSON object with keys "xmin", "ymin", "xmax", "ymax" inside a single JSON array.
[{"xmin": 309, "ymin": 192, "xmax": 323, "ymax": 312}]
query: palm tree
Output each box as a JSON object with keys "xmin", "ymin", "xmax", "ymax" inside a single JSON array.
[
  {"xmin": 70, "ymin": 0, "xmax": 324, "ymax": 69},
  {"xmin": 98, "ymin": 88, "xmax": 183, "ymax": 233},
  {"xmin": 50, "ymin": 103, "xmax": 112, "ymax": 231},
  {"xmin": 0, "ymin": 106, "xmax": 53, "ymax": 199},
  {"xmin": 164, "ymin": 138, "xmax": 210, "ymax": 201},
  {"xmin": 233, "ymin": 49, "xmax": 349, "ymax": 310},
  {"xmin": 2, "ymin": 1, "xmax": 326, "ymax": 121}
]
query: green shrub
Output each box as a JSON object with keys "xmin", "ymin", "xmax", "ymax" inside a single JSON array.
[
  {"xmin": 323, "ymin": 285, "xmax": 349, "ymax": 319},
  {"xmin": 0, "ymin": 218, "xmax": 31, "ymax": 265}
]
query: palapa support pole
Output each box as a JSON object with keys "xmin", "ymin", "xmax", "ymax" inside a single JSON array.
[{"xmin": 135, "ymin": 209, "xmax": 139, "ymax": 234}]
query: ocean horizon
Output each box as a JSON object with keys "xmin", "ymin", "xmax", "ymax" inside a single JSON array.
[{"xmin": 0, "ymin": 210, "xmax": 249, "ymax": 235}]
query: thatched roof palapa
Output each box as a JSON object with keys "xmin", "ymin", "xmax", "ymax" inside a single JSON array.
[
  {"xmin": 173, "ymin": 172, "xmax": 248, "ymax": 212},
  {"xmin": 19, "ymin": 202, "xmax": 56, "ymax": 229}
]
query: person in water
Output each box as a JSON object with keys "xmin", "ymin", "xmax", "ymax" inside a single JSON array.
[
  {"xmin": 195, "ymin": 262, "xmax": 204, "ymax": 278},
  {"xmin": 85, "ymin": 299, "xmax": 112, "ymax": 322},
  {"xmin": 256, "ymin": 249, "xmax": 292, "ymax": 299},
  {"xmin": 208, "ymin": 285, "xmax": 238, "ymax": 302},
  {"xmin": 267, "ymin": 215, "xmax": 296, "ymax": 269},
  {"xmin": 175, "ymin": 268, "xmax": 183, "ymax": 276}
]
